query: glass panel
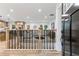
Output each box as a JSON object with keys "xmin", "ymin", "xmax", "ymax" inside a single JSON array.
[
  {"xmin": 62, "ymin": 19, "xmax": 70, "ymax": 56},
  {"xmin": 64, "ymin": 20, "xmax": 70, "ymax": 56},
  {"xmin": 72, "ymin": 10, "xmax": 79, "ymax": 56}
]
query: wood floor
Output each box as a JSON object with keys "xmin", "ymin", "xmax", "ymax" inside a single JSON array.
[{"xmin": 0, "ymin": 50, "xmax": 62, "ymax": 56}]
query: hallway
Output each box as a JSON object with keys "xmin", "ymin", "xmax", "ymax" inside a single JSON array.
[{"xmin": 0, "ymin": 3, "xmax": 79, "ymax": 56}]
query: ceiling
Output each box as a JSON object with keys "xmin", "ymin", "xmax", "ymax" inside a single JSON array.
[{"xmin": 0, "ymin": 3, "xmax": 56, "ymax": 23}]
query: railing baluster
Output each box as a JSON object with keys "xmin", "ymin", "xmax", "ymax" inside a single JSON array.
[
  {"xmin": 16, "ymin": 30, "xmax": 18, "ymax": 49},
  {"xmin": 9, "ymin": 31, "xmax": 10, "ymax": 49},
  {"xmin": 24, "ymin": 30, "xmax": 25, "ymax": 49},
  {"xmin": 44, "ymin": 30, "xmax": 47, "ymax": 49},
  {"xmin": 14, "ymin": 30, "xmax": 16, "ymax": 49},
  {"xmin": 20, "ymin": 30, "xmax": 22, "ymax": 49},
  {"xmin": 15, "ymin": 30, "xmax": 17, "ymax": 49},
  {"xmin": 47, "ymin": 30, "xmax": 48, "ymax": 49},
  {"xmin": 44, "ymin": 30, "xmax": 45, "ymax": 49},
  {"xmin": 27, "ymin": 30, "xmax": 29, "ymax": 49},
  {"xmin": 23, "ymin": 30, "xmax": 24, "ymax": 49},
  {"xmin": 33, "ymin": 30, "xmax": 35, "ymax": 49},
  {"xmin": 34, "ymin": 30, "xmax": 36, "ymax": 49},
  {"xmin": 32, "ymin": 30, "xmax": 33, "ymax": 49},
  {"xmin": 28, "ymin": 30, "xmax": 30, "ymax": 49},
  {"xmin": 30, "ymin": 30, "xmax": 31, "ymax": 49},
  {"xmin": 7, "ymin": 31, "xmax": 11, "ymax": 49},
  {"xmin": 13, "ymin": 30, "xmax": 16, "ymax": 49},
  {"xmin": 17, "ymin": 30, "xmax": 19, "ymax": 49},
  {"xmin": 13, "ymin": 30, "xmax": 14, "ymax": 49},
  {"xmin": 36, "ymin": 30, "xmax": 37, "ymax": 49},
  {"xmin": 51, "ymin": 30, "xmax": 52, "ymax": 49},
  {"xmin": 21, "ymin": 30, "xmax": 23, "ymax": 49},
  {"xmin": 34, "ymin": 30, "xmax": 35, "ymax": 49},
  {"xmin": 52, "ymin": 30, "xmax": 55, "ymax": 49},
  {"xmin": 45, "ymin": 30, "xmax": 47, "ymax": 49},
  {"xmin": 12, "ymin": 30, "xmax": 14, "ymax": 49},
  {"xmin": 26, "ymin": 30, "xmax": 27, "ymax": 49},
  {"xmin": 20, "ymin": 30, "xmax": 21, "ymax": 49},
  {"xmin": 31, "ymin": 30, "xmax": 33, "ymax": 49},
  {"xmin": 10, "ymin": 31, "xmax": 11, "ymax": 49},
  {"xmin": 24, "ymin": 30, "xmax": 26, "ymax": 49},
  {"xmin": 12, "ymin": 30, "xmax": 13, "ymax": 49},
  {"xmin": 27, "ymin": 30, "xmax": 28, "ymax": 49},
  {"xmin": 18, "ymin": 30, "xmax": 20, "ymax": 49}
]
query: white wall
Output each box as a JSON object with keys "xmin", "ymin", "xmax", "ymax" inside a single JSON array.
[{"xmin": 55, "ymin": 3, "xmax": 62, "ymax": 51}]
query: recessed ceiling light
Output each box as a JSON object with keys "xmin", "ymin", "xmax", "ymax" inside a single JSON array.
[
  {"xmin": 44, "ymin": 16, "xmax": 48, "ymax": 19},
  {"xmin": 10, "ymin": 9, "xmax": 14, "ymax": 12},
  {"xmin": 38, "ymin": 9, "xmax": 42, "ymax": 12},
  {"xmin": 27, "ymin": 16, "xmax": 30, "ymax": 18},
  {"xmin": 7, "ymin": 14, "xmax": 10, "ymax": 17}
]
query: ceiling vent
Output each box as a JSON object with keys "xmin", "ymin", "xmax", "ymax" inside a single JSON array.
[{"xmin": 49, "ymin": 14, "xmax": 54, "ymax": 16}]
